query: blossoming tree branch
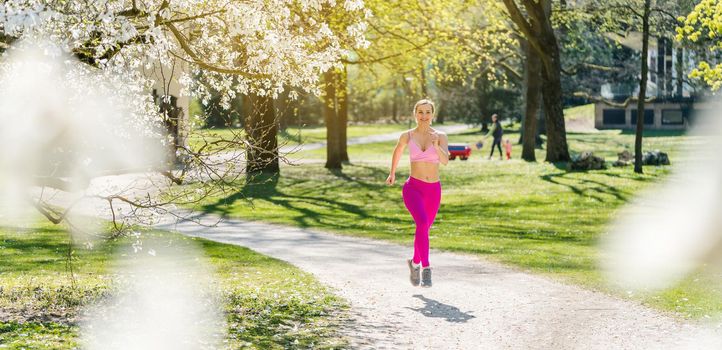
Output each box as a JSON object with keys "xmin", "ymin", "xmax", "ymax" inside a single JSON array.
[{"xmin": 0, "ymin": 0, "xmax": 370, "ymax": 232}]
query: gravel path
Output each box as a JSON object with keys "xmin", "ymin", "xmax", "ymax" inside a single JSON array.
[{"xmin": 156, "ymin": 214, "xmax": 722, "ymax": 349}]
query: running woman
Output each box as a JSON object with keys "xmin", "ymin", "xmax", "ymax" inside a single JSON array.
[{"xmin": 385, "ymin": 99, "xmax": 449, "ymax": 287}]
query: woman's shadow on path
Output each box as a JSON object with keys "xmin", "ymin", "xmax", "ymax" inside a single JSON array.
[{"xmin": 406, "ymin": 295, "xmax": 475, "ymax": 323}]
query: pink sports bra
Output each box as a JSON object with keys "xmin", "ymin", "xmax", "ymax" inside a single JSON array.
[{"xmin": 408, "ymin": 131, "xmax": 440, "ymax": 163}]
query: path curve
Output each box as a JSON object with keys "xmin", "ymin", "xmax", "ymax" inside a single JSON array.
[
  {"xmin": 156, "ymin": 214, "xmax": 722, "ymax": 349},
  {"xmin": 32, "ymin": 123, "xmax": 722, "ymax": 349}
]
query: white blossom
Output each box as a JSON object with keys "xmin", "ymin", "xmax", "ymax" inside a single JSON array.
[{"xmin": 0, "ymin": 0, "xmax": 369, "ymax": 108}]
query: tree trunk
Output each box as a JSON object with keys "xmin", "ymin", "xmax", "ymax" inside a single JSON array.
[
  {"xmin": 420, "ymin": 62, "xmax": 441, "ymax": 124},
  {"xmin": 245, "ymin": 94, "xmax": 279, "ymax": 175},
  {"xmin": 502, "ymin": 0, "xmax": 569, "ymax": 162},
  {"xmin": 338, "ymin": 66, "xmax": 350, "ymax": 163},
  {"xmin": 522, "ymin": 40, "xmax": 542, "ymax": 161},
  {"xmin": 324, "ymin": 70, "xmax": 343, "ymax": 169},
  {"xmin": 392, "ymin": 80, "xmax": 399, "ymax": 123},
  {"xmin": 276, "ymin": 88, "xmax": 290, "ymax": 131},
  {"xmin": 240, "ymin": 94, "xmax": 252, "ymax": 129},
  {"xmin": 634, "ymin": 0, "xmax": 651, "ymax": 174},
  {"xmin": 540, "ymin": 62, "xmax": 569, "ymax": 162},
  {"xmin": 537, "ymin": 103, "xmax": 546, "ymax": 136},
  {"xmin": 420, "ymin": 62, "xmax": 428, "ymax": 97},
  {"xmin": 480, "ymin": 96, "xmax": 489, "ymax": 132},
  {"xmin": 436, "ymin": 113, "xmax": 445, "ymax": 124},
  {"xmin": 155, "ymin": 90, "xmax": 187, "ymax": 167},
  {"xmin": 537, "ymin": 0, "xmax": 570, "ymax": 162}
]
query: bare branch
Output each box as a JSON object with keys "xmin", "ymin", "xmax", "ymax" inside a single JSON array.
[
  {"xmin": 368, "ymin": 21, "xmax": 431, "ymax": 51},
  {"xmin": 342, "ymin": 37, "xmax": 435, "ymax": 65},
  {"xmin": 562, "ymin": 62, "xmax": 624, "ymax": 76},
  {"xmin": 572, "ymin": 91, "xmax": 655, "ymax": 107},
  {"xmin": 30, "ymin": 200, "xmax": 63, "ymax": 224},
  {"xmin": 500, "ymin": 61, "xmax": 522, "ymax": 81},
  {"xmin": 135, "ymin": 10, "xmax": 227, "ymax": 30},
  {"xmin": 165, "ymin": 22, "xmax": 266, "ymax": 78},
  {"xmin": 651, "ymin": 7, "xmax": 679, "ymax": 22}
]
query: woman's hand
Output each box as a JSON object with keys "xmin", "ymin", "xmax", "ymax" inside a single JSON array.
[
  {"xmin": 430, "ymin": 132, "xmax": 440, "ymax": 146},
  {"xmin": 386, "ymin": 173, "xmax": 396, "ymax": 185}
]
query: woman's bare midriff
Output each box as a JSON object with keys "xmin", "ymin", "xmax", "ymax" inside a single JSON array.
[{"xmin": 410, "ymin": 161, "xmax": 440, "ymax": 183}]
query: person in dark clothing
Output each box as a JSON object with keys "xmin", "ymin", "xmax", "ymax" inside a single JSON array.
[{"xmin": 480, "ymin": 114, "xmax": 503, "ymax": 160}]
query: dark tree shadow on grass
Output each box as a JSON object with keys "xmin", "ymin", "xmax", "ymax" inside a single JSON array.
[
  {"xmin": 438, "ymin": 205, "xmax": 597, "ymax": 245},
  {"xmin": 438, "ymin": 193, "xmax": 605, "ymax": 252},
  {"xmin": 328, "ymin": 164, "xmax": 392, "ymax": 189},
  {"xmin": 200, "ymin": 169, "xmax": 408, "ymax": 229},
  {"xmin": 0, "ymin": 227, "xmax": 69, "ymax": 275},
  {"xmin": 540, "ymin": 171, "xmax": 633, "ymax": 202},
  {"xmin": 0, "ymin": 225, "xmax": 117, "ymax": 274}
]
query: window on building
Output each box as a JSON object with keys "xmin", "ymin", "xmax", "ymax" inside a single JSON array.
[
  {"xmin": 603, "ymin": 109, "xmax": 626, "ymax": 125},
  {"xmin": 662, "ymin": 110, "xmax": 684, "ymax": 125},
  {"xmin": 631, "ymin": 109, "xmax": 655, "ymax": 125}
]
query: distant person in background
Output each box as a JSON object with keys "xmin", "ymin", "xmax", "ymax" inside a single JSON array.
[
  {"xmin": 504, "ymin": 138, "xmax": 512, "ymax": 160},
  {"xmin": 479, "ymin": 114, "xmax": 503, "ymax": 160}
]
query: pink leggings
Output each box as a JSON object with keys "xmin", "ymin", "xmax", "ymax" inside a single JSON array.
[{"xmin": 402, "ymin": 177, "xmax": 441, "ymax": 267}]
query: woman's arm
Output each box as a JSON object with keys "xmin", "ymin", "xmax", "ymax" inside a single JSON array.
[
  {"xmin": 483, "ymin": 123, "xmax": 496, "ymax": 140},
  {"xmin": 386, "ymin": 133, "xmax": 408, "ymax": 185},
  {"xmin": 434, "ymin": 132, "xmax": 450, "ymax": 165}
]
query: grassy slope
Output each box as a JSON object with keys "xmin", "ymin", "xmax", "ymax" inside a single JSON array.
[
  {"xmin": 564, "ymin": 103, "xmax": 595, "ymax": 123},
  {"xmin": 0, "ymin": 223, "xmax": 346, "ymax": 349}
]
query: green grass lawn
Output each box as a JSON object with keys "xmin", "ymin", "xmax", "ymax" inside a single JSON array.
[
  {"xmin": 0, "ymin": 222, "xmax": 346, "ymax": 349},
  {"xmin": 184, "ymin": 127, "xmax": 722, "ymax": 319},
  {"xmin": 292, "ymin": 126, "xmax": 695, "ymax": 164},
  {"xmin": 564, "ymin": 103, "xmax": 594, "ymax": 123}
]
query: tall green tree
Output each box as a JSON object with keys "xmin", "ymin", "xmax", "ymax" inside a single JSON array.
[
  {"xmin": 322, "ymin": 0, "xmax": 515, "ymax": 169},
  {"xmin": 503, "ymin": 0, "xmax": 571, "ymax": 162},
  {"xmin": 629, "ymin": 0, "xmax": 696, "ymax": 173},
  {"xmin": 565, "ymin": 0, "xmax": 695, "ymax": 173},
  {"xmin": 634, "ymin": 0, "xmax": 652, "ymax": 174}
]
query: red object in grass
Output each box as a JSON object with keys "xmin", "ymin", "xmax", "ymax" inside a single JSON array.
[{"xmin": 448, "ymin": 144, "xmax": 471, "ymax": 161}]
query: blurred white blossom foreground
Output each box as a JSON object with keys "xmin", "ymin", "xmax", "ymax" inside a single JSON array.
[
  {"xmin": 602, "ymin": 99, "xmax": 722, "ymax": 292},
  {"xmin": 81, "ymin": 235, "xmax": 225, "ymax": 350},
  {"xmin": 0, "ymin": 39, "xmax": 225, "ymax": 349},
  {"xmin": 0, "ymin": 37, "xmax": 164, "ymax": 226}
]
